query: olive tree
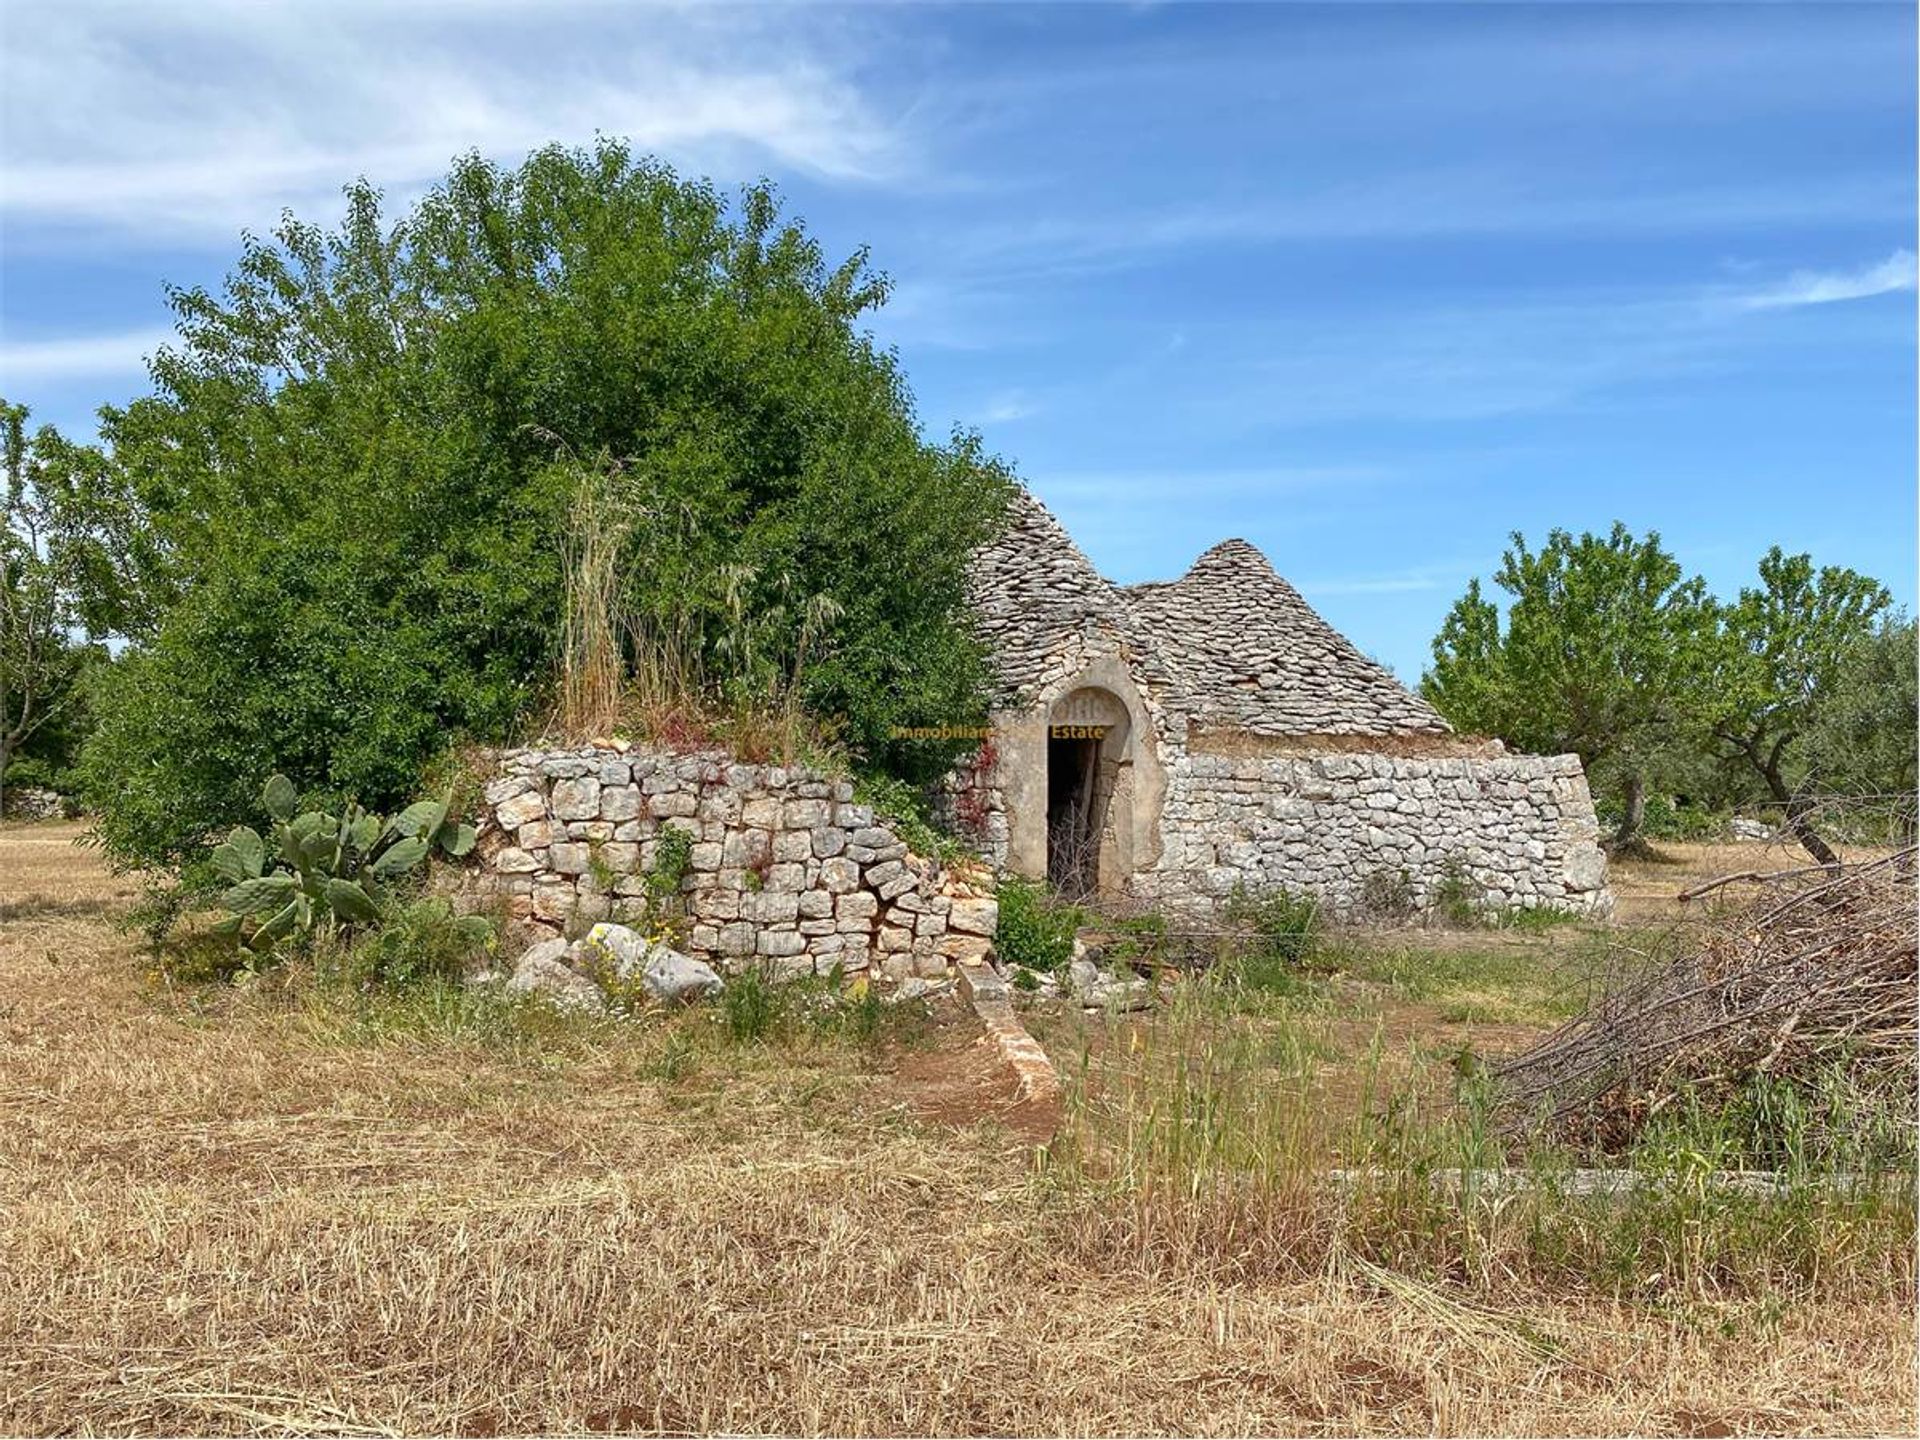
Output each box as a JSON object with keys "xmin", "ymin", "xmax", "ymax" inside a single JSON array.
[
  {"xmin": 1423, "ymin": 524, "xmax": 1710, "ymax": 848},
  {"xmin": 1702, "ymin": 549, "xmax": 1894, "ymax": 865}
]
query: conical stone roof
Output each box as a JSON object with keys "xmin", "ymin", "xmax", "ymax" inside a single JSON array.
[
  {"xmin": 969, "ymin": 490, "xmax": 1448, "ymax": 736},
  {"xmin": 1120, "ymin": 538, "xmax": 1449, "ymax": 736}
]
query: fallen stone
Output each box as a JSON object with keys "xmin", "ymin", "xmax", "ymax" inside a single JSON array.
[
  {"xmin": 582, "ymin": 922, "xmax": 648, "ymax": 976},
  {"xmin": 641, "ymin": 946, "xmax": 725, "ymax": 1004}
]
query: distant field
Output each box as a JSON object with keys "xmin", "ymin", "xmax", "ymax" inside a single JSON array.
[{"xmin": 1, "ymin": 822, "xmax": 1911, "ymax": 1437}]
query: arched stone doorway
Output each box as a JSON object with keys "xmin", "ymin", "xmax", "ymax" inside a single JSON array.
[{"xmin": 1045, "ymin": 686, "xmax": 1133, "ymax": 898}]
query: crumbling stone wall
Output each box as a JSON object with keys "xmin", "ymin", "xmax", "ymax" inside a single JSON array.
[
  {"xmin": 466, "ymin": 746, "xmax": 996, "ymax": 981},
  {"xmin": 1152, "ymin": 749, "xmax": 1611, "ymax": 917}
]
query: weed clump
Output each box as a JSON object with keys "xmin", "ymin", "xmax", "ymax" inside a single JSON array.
[
  {"xmin": 995, "ymin": 876, "xmax": 1084, "ymax": 974},
  {"xmin": 1222, "ymin": 882, "xmax": 1320, "ymax": 989}
]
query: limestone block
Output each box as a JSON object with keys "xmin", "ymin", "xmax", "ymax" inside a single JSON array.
[
  {"xmin": 600, "ymin": 786, "xmax": 643, "ymax": 822},
  {"xmin": 772, "ymin": 829, "xmax": 813, "ymax": 863},
  {"xmin": 879, "ymin": 953, "xmax": 914, "ymax": 982},
  {"xmin": 515, "ymin": 819, "xmax": 555, "ymax": 849},
  {"xmin": 722, "ymin": 830, "xmax": 771, "ymax": 868},
  {"xmin": 699, "ymin": 791, "xmax": 743, "ymax": 824},
  {"xmin": 698, "ymin": 889, "xmax": 740, "ymax": 922},
  {"xmin": 783, "ymin": 799, "xmax": 831, "ymax": 829},
  {"xmin": 549, "ymin": 842, "xmax": 591, "ymax": 875},
  {"xmin": 495, "ymin": 846, "xmax": 539, "ymax": 874},
  {"xmin": 741, "ymin": 796, "xmax": 781, "ymax": 828},
  {"xmin": 551, "ymin": 778, "xmax": 600, "ymax": 821},
  {"xmin": 741, "ymin": 891, "xmax": 799, "ymax": 924},
  {"xmin": 821, "ymin": 858, "xmax": 860, "ymax": 893},
  {"xmin": 717, "ymin": 922, "xmax": 756, "ymax": 957},
  {"xmin": 497, "ymin": 791, "xmax": 548, "ymax": 829},
  {"xmin": 531, "ymin": 882, "xmax": 575, "ymax": 922},
  {"xmin": 798, "ymin": 889, "xmax": 834, "ymax": 919},
  {"xmin": 649, "ymin": 791, "xmax": 699, "ymax": 819},
  {"xmin": 878, "ymin": 925, "xmax": 913, "ymax": 952},
  {"xmin": 507, "ymin": 952, "xmax": 603, "ymax": 1013},
  {"xmin": 939, "ymin": 933, "xmax": 992, "ymax": 964},
  {"xmin": 1564, "ymin": 842, "xmax": 1607, "ymax": 892},
  {"xmin": 811, "ymin": 826, "xmax": 847, "ymax": 859},
  {"xmin": 484, "ymin": 776, "xmax": 535, "ymax": 808},
  {"xmin": 601, "ymin": 842, "xmax": 639, "ymax": 873},
  {"xmin": 689, "ymin": 842, "xmax": 722, "ymax": 872},
  {"xmin": 765, "ymin": 862, "xmax": 807, "ymax": 894},
  {"xmin": 758, "ymin": 930, "xmax": 806, "ymax": 958}
]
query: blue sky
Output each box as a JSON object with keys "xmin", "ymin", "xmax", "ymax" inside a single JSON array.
[{"xmin": 2, "ymin": 1, "xmax": 1913, "ymax": 680}]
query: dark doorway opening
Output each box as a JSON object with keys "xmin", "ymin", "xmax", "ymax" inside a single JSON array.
[{"xmin": 1047, "ymin": 733, "xmax": 1102, "ymax": 897}]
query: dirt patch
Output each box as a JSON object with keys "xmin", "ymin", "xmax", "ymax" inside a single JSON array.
[{"xmin": 885, "ymin": 1003, "xmax": 1061, "ymax": 1144}]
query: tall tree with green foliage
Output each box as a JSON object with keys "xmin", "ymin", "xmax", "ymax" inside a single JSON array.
[
  {"xmin": 1701, "ymin": 549, "xmax": 1894, "ymax": 865},
  {"xmin": 1422, "ymin": 524, "xmax": 1710, "ymax": 848},
  {"xmin": 0, "ymin": 402, "xmax": 110, "ymax": 814},
  {"xmin": 57, "ymin": 142, "xmax": 1015, "ymax": 872}
]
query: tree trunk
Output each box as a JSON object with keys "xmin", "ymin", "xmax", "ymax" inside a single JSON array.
[
  {"xmin": 1759, "ymin": 758, "xmax": 1841, "ymax": 869},
  {"xmin": 1610, "ymin": 771, "xmax": 1647, "ymax": 851}
]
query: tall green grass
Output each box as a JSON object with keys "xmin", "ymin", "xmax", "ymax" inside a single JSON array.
[{"xmin": 1038, "ymin": 976, "xmax": 1916, "ymax": 1300}]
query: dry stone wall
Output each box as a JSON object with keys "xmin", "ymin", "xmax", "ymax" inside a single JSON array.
[
  {"xmin": 1153, "ymin": 749, "xmax": 1611, "ymax": 917},
  {"xmin": 466, "ymin": 745, "xmax": 997, "ymax": 982}
]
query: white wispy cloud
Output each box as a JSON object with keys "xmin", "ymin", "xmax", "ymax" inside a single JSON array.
[
  {"xmin": 1735, "ymin": 250, "xmax": 1918, "ymax": 310},
  {"xmin": 0, "ymin": 327, "xmax": 173, "ymax": 382},
  {"xmin": 1297, "ymin": 572, "xmax": 1452, "ymax": 598},
  {"xmin": 976, "ymin": 390, "xmax": 1038, "ymax": 424},
  {"xmin": 0, "ymin": 1, "xmax": 906, "ymax": 239}
]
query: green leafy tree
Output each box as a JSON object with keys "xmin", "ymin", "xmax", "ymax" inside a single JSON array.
[
  {"xmin": 1802, "ymin": 614, "xmax": 1918, "ymax": 816},
  {"xmin": 0, "ymin": 403, "xmax": 110, "ymax": 814},
  {"xmin": 63, "ymin": 142, "xmax": 1014, "ymax": 871},
  {"xmin": 1423, "ymin": 524, "xmax": 1710, "ymax": 847},
  {"xmin": 1702, "ymin": 549, "xmax": 1893, "ymax": 865}
]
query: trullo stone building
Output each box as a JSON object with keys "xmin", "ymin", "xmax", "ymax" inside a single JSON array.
[{"xmin": 943, "ymin": 489, "xmax": 1611, "ymax": 918}]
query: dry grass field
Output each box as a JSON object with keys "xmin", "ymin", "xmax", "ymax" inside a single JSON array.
[{"xmin": 1, "ymin": 820, "xmax": 1913, "ymax": 1436}]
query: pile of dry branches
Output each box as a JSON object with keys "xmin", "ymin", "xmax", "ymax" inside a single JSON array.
[{"xmin": 1495, "ymin": 848, "xmax": 1918, "ymax": 1151}]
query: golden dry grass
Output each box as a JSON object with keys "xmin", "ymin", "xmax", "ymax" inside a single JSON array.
[
  {"xmin": 1, "ymin": 824, "xmax": 1913, "ymax": 1436},
  {"xmin": 1607, "ymin": 838, "xmax": 1897, "ymax": 925}
]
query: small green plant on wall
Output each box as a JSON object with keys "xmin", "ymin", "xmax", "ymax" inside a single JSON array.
[
  {"xmin": 644, "ymin": 825, "xmax": 696, "ymax": 943},
  {"xmin": 210, "ymin": 773, "xmax": 488, "ymax": 959}
]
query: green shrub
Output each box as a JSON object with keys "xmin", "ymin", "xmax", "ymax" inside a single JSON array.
[
  {"xmin": 74, "ymin": 142, "xmax": 1016, "ymax": 874},
  {"xmin": 1222, "ymin": 883, "xmax": 1319, "ymax": 989},
  {"xmin": 995, "ymin": 876, "xmax": 1083, "ymax": 974},
  {"xmin": 0, "ymin": 754, "xmax": 77, "ymax": 798},
  {"xmin": 341, "ymin": 898, "xmax": 498, "ymax": 988}
]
